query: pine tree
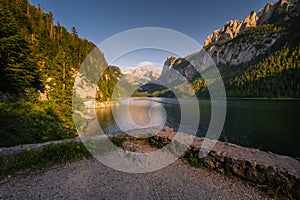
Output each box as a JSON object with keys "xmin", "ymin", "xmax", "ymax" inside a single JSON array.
[{"xmin": 0, "ymin": 7, "xmax": 39, "ymax": 90}]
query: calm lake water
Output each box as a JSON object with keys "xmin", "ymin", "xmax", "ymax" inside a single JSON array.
[{"xmin": 96, "ymin": 98, "xmax": 300, "ymax": 157}]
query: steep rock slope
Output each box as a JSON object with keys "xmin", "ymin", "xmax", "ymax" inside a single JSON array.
[{"xmin": 205, "ymin": 0, "xmax": 300, "ymax": 66}]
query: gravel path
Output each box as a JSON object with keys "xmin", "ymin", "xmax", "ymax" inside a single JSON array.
[{"xmin": 0, "ymin": 158, "xmax": 272, "ymax": 200}]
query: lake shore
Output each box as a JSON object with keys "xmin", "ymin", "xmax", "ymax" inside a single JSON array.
[
  {"xmin": 226, "ymin": 97, "xmax": 300, "ymax": 101},
  {"xmin": 83, "ymin": 100, "xmax": 120, "ymax": 108},
  {"xmin": 1, "ymin": 126, "xmax": 299, "ymax": 198}
]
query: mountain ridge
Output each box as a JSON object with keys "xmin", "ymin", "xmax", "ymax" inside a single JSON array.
[
  {"xmin": 121, "ymin": 65, "xmax": 162, "ymax": 86},
  {"xmin": 204, "ymin": 0, "xmax": 300, "ymax": 67},
  {"xmin": 204, "ymin": 0, "xmax": 300, "ymax": 47},
  {"xmin": 139, "ymin": 0, "xmax": 300, "ymax": 98}
]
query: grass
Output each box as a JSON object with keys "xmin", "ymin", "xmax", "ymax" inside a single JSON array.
[
  {"xmin": 182, "ymin": 149, "xmax": 296, "ymax": 199},
  {"xmin": 148, "ymin": 138, "xmax": 160, "ymax": 148},
  {"xmin": 0, "ymin": 142, "xmax": 91, "ymax": 178},
  {"xmin": 204, "ymin": 39, "xmax": 230, "ymax": 49},
  {"xmin": 186, "ymin": 151, "xmax": 203, "ymax": 168},
  {"xmin": 0, "ymin": 101, "xmax": 77, "ymax": 147},
  {"xmin": 242, "ymin": 180, "xmax": 284, "ymax": 199},
  {"xmin": 109, "ymin": 137, "xmax": 126, "ymax": 147}
]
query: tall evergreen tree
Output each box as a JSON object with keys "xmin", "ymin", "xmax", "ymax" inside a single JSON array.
[{"xmin": 0, "ymin": 7, "xmax": 39, "ymax": 91}]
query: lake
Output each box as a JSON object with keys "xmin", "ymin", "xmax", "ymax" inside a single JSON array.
[{"xmin": 96, "ymin": 98, "xmax": 300, "ymax": 157}]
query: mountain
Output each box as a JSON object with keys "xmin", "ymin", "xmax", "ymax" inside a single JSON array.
[
  {"xmin": 139, "ymin": 0, "xmax": 300, "ymax": 98},
  {"xmin": 204, "ymin": 0, "xmax": 300, "ymax": 66},
  {"xmin": 204, "ymin": 0, "xmax": 300, "ymax": 47},
  {"xmin": 121, "ymin": 65, "xmax": 162, "ymax": 86}
]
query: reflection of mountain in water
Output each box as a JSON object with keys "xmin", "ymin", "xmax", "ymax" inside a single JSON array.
[
  {"xmin": 95, "ymin": 97, "xmax": 300, "ymax": 157},
  {"xmin": 96, "ymin": 97, "xmax": 208, "ymax": 137},
  {"xmin": 96, "ymin": 98, "xmax": 181, "ymax": 134}
]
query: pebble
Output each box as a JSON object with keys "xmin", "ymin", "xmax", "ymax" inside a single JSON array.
[{"xmin": 0, "ymin": 158, "xmax": 272, "ymax": 199}]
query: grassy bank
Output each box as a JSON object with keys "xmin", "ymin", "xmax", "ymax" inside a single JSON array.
[
  {"xmin": 0, "ymin": 101, "xmax": 77, "ymax": 147},
  {"xmin": 0, "ymin": 142, "xmax": 91, "ymax": 178}
]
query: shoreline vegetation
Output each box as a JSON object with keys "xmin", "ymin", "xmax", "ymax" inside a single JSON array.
[
  {"xmin": 132, "ymin": 94, "xmax": 300, "ymax": 101},
  {"xmin": 0, "ymin": 126, "xmax": 299, "ymax": 199},
  {"xmin": 83, "ymin": 100, "xmax": 120, "ymax": 109}
]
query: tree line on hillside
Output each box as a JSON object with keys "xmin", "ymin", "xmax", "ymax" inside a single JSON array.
[
  {"xmin": 141, "ymin": 44, "xmax": 300, "ymax": 99},
  {"xmin": 223, "ymin": 45, "xmax": 300, "ymax": 97},
  {"xmin": 192, "ymin": 45, "xmax": 300, "ymax": 98},
  {"xmin": 0, "ymin": 0, "xmax": 118, "ymax": 147}
]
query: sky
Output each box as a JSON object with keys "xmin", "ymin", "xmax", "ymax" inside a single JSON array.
[{"xmin": 29, "ymin": 0, "xmax": 271, "ymax": 68}]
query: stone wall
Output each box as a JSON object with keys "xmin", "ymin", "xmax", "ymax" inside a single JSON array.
[
  {"xmin": 149, "ymin": 128, "xmax": 300, "ymax": 199},
  {"xmin": 1, "ymin": 126, "xmax": 299, "ymax": 198}
]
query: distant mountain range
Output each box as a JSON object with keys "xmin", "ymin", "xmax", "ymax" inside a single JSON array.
[
  {"xmin": 121, "ymin": 65, "xmax": 162, "ymax": 86},
  {"xmin": 138, "ymin": 0, "xmax": 300, "ymax": 98}
]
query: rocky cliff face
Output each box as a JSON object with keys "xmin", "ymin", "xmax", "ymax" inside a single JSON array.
[
  {"xmin": 159, "ymin": 56, "xmax": 178, "ymax": 83},
  {"xmin": 204, "ymin": 11, "xmax": 258, "ymax": 47},
  {"xmin": 204, "ymin": 0, "xmax": 299, "ymax": 47},
  {"xmin": 204, "ymin": 0, "xmax": 300, "ymax": 66},
  {"xmin": 257, "ymin": 0, "xmax": 300, "ymax": 25},
  {"xmin": 207, "ymin": 32, "xmax": 282, "ymax": 66},
  {"xmin": 161, "ymin": 56, "xmax": 176, "ymax": 76},
  {"xmin": 158, "ymin": 55, "xmax": 202, "ymax": 84}
]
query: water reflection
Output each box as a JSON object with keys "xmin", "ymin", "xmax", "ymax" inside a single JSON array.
[
  {"xmin": 96, "ymin": 98, "xmax": 181, "ymax": 134},
  {"xmin": 96, "ymin": 98, "xmax": 300, "ymax": 157}
]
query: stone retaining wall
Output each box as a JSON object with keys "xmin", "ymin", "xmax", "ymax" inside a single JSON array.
[
  {"xmin": 149, "ymin": 127, "xmax": 300, "ymax": 199},
  {"xmin": 1, "ymin": 126, "xmax": 299, "ymax": 199}
]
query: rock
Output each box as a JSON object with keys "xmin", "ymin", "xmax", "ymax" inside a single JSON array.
[
  {"xmin": 121, "ymin": 141, "xmax": 141, "ymax": 152},
  {"xmin": 206, "ymin": 32, "xmax": 281, "ymax": 66},
  {"xmin": 164, "ymin": 56, "xmax": 177, "ymax": 69},
  {"xmin": 159, "ymin": 56, "xmax": 177, "ymax": 82},
  {"xmin": 203, "ymin": 11, "xmax": 258, "ymax": 47},
  {"xmin": 204, "ymin": 0, "xmax": 299, "ymax": 48},
  {"xmin": 203, "ymin": 0, "xmax": 300, "ymax": 67},
  {"xmin": 38, "ymin": 89, "xmax": 48, "ymax": 101}
]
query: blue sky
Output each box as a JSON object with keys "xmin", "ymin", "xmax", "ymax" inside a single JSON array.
[{"xmin": 29, "ymin": 0, "xmax": 271, "ymax": 68}]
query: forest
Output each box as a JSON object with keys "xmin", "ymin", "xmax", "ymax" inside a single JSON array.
[{"xmin": 0, "ymin": 0, "xmax": 115, "ymax": 146}]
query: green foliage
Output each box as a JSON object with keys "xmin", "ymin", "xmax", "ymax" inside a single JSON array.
[
  {"xmin": 0, "ymin": 142, "xmax": 91, "ymax": 177},
  {"xmin": 0, "ymin": 0, "xmax": 96, "ymax": 100},
  {"xmin": 237, "ymin": 24, "xmax": 284, "ymax": 37},
  {"xmin": 0, "ymin": 6, "xmax": 39, "ymax": 90},
  {"xmin": 0, "ymin": 101, "xmax": 77, "ymax": 147},
  {"xmin": 186, "ymin": 152, "xmax": 203, "ymax": 168},
  {"xmin": 148, "ymin": 138, "xmax": 159, "ymax": 148},
  {"xmin": 0, "ymin": 0, "xmax": 103, "ymax": 147},
  {"xmin": 136, "ymin": 83, "xmax": 174, "ymax": 98},
  {"xmin": 96, "ymin": 66, "xmax": 122, "ymax": 102},
  {"xmin": 204, "ymin": 39, "xmax": 230, "ymax": 49},
  {"xmin": 192, "ymin": 45, "xmax": 300, "ymax": 98},
  {"xmin": 109, "ymin": 137, "xmax": 126, "ymax": 147},
  {"xmin": 225, "ymin": 45, "xmax": 300, "ymax": 97},
  {"xmin": 205, "ymin": 24, "xmax": 287, "ymax": 50}
]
